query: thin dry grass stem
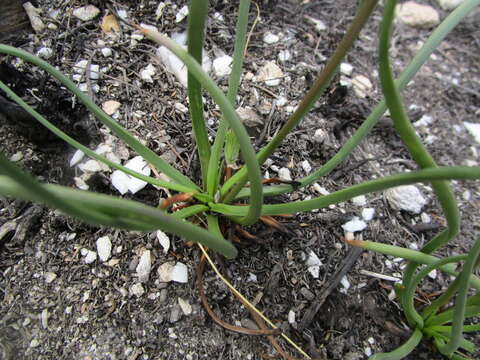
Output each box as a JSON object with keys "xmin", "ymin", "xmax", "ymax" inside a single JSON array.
[
  {"xmin": 247, "ymin": 303, "xmax": 302, "ymax": 360},
  {"xmin": 244, "ymin": 1, "xmax": 261, "ymax": 57},
  {"xmin": 197, "ymin": 254, "xmax": 280, "ymax": 336},
  {"xmin": 198, "ymin": 244, "xmax": 312, "ymax": 359}
]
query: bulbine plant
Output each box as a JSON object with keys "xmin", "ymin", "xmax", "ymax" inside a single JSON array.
[{"xmin": 0, "ymin": 0, "xmax": 479, "ymax": 358}]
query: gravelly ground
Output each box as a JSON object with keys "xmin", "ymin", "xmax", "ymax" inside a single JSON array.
[{"xmin": 0, "ymin": 1, "xmax": 479, "ymax": 359}]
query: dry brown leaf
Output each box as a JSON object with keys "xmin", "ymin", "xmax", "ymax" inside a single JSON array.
[{"xmin": 101, "ymin": 14, "xmax": 120, "ymax": 33}]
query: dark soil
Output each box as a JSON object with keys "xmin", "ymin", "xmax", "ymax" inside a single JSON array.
[{"xmin": 0, "ymin": 1, "xmax": 479, "ymax": 360}]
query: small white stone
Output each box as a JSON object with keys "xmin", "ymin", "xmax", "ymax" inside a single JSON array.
[
  {"xmin": 364, "ymin": 346, "xmax": 372, "ymax": 357},
  {"xmin": 275, "ymin": 96, "xmax": 288, "ymax": 107},
  {"xmin": 425, "ymin": 135, "xmax": 438, "ymax": 145},
  {"xmin": 37, "ymin": 47, "xmax": 53, "ymax": 59},
  {"xmin": 263, "ymin": 32, "xmax": 279, "ymax": 44},
  {"xmin": 301, "ymin": 160, "xmax": 312, "ymax": 174},
  {"xmin": 44, "ymin": 272, "xmax": 57, "ymax": 283},
  {"xmin": 175, "ymin": 5, "xmax": 189, "ymax": 23},
  {"xmin": 288, "ymin": 310, "xmax": 296, "ymax": 324},
  {"xmin": 23, "ymin": 3, "xmax": 45, "ymax": 33},
  {"xmin": 89, "ymin": 64, "xmax": 100, "ymax": 80},
  {"xmin": 130, "ymin": 283, "xmax": 145, "ymax": 297},
  {"xmin": 101, "ymin": 48, "xmax": 112, "ymax": 57},
  {"xmin": 247, "ymin": 273, "xmax": 257, "ymax": 282},
  {"xmin": 236, "ymin": 107, "xmax": 263, "ymax": 128},
  {"xmin": 305, "ymin": 16, "xmax": 327, "ymax": 32},
  {"xmin": 30, "ymin": 339, "xmax": 40, "ymax": 348},
  {"xmin": 312, "ymin": 183, "xmax": 330, "ymax": 195},
  {"xmin": 340, "ymin": 63, "xmax": 353, "ymax": 76},
  {"xmin": 41, "ymin": 308, "xmax": 49, "ymax": 329},
  {"xmin": 70, "ymin": 150, "xmax": 85, "ymax": 167},
  {"xmin": 168, "ymin": 328, "xmax": 177, "ymax": 339},
  {"xmin": 463, "ymin": 159, "xmax": 478, "ymax": 167},
  {"xmin": 464, "ymin": 122, "xmax": 480, "ymax": 144},
  {"xmin": 76, "ymin": 315, "xmax": 89, "ymax": 324},
  {"xmin": 256, "ymin": 61, "xmax": 283, "ymax": 87},
  {"xmin": 414, "ymin": 114, "xmax": 433, "ymax": 127},
  {"xmin": 437, "ymin": 0, "xmax": 464, "ymax": 10},
  {"xmin": 131, "ymin": 33, "xmax": 144, "ymax": 41},
  {"xmin": 178, "ymin": 297, "xmax": 192, "ymax": 315},
  {"xmin": 352, "ymin": 195, "xmax": 367, "ymax": 206},
  {"xmin": 74, "ymin": 60, "xmax": 88, "ymax": 74},
  {"xmin": 270, "ymin": 164, "xmax": 280, "ymax": 172},
  {"xmin": 340, "ymin": 76, "xmax": 352, "ymax": 87},
  {"xmin": 117, "ymin": 9, "xmax": 128, "ymax": 20},
  {"xmin": 123, "ymin": 156, "xmax": 151, "ymax": 194},
  {"xmin": 342, "ymin": 217, "xmax": 367, "ymax": 232},
  {"xmin": 136, "ymin": 250, "xmax": 152, "ymax": 283},
  {"xmin": 83, "ymin": 249, "xmax": 97, "ymax": 264},
  {"xmin": 171, "ymin": 262, "xmax": 188, "ymax": 283},
  {"xmin": 352, "ymin": 75, "xmax": 373, "ymax": 98},
  {"xmin": 213, "ymin": 55, "xmax": 233, "ymax": 77},
  {"xmin": 213, "ymin": 12, "xmax": 224, "ymax": 21},
  {"xmin": 156, "ymin": 230, "xmax": 170, "ymax": 253},
  {"xmin": 102, "ymin": 100, "xmax": 121, "ymax": 115},
  {"xmin": 428, "ymin": 269, "xmax": 437, "ymax": 280},
  {"xmin": 111, "ymin": 170, "xmax": 130, "ymax": 195},
  {"xmin": 96, "ymin": 236, "xmax": 112, "ymax": 262},
  {"xmin": 421, "ymin": 212, "xmax": 431, "ymax": 223},
  {"xmin": 385, "ymin": 185, "xmax": 427, "ymax": 214},
  {"xmin": 362, "ymin": 208, "xmax": 375, "ymax": 221},
  {"xmin": 313, "ymin": 128, "xmax": 327, "ymax": 143},
  {"xmin": 73, "ymin": 5, "xmax": 100, "ymax": 21},
  {"xmin": 174, "ymin": 102, "xmax": 189, "ymax": 113},
  {"xmin": 140, "ymin": 64, "xmax": 156, "ymax": 83},
  {"xmin": 78, "ymin": 159, "xmax": 103, "ymax": 173},
  {"xmin": 155, "ymin": 2, "xmax": 167, "ymax": 19},
  {"xmin": 107, "ymin": 258, "xmax": 120, "ymax": 266},
  {"xmin": 285, "ymin": 105, "xmax": 296, "ymax": 113},
  {"xmin": 73, "ymin": 60, "xmax": 100, "ymax": 79},
  {"xmin": 306, "ymin": 251, "xmax": 322, "ymax": 267},
  {"xmin": 158, "ymin": 262, "xmax": 175, "ymax": 282},
  {"xmin": 156, "ymin": 39, "xmax": 211, "ymax": 87},
  {"xmin": 368, "ymin": 337, "xmax": 375, "ymax": 345},
  {"xmin": 340, "ymin": 276, "xmax": 351, "ymax": 290},
  {"xmin": 396, "ymin": 2, "xmax": 440, "ymax": 28},
  {"xmin": 9, "ymin": 151, "xmax": 23, "ymax": 162},
  {"xmin": 278, "ymin": 50, "xmax": 291, "ymax": 62},
  {"xmin": 308, "ymin": 266, "xmax": 320, "ymax": 279},
  {"xmin": 278, "ymin": 167, "xmax": 292, "ymax": 181}
]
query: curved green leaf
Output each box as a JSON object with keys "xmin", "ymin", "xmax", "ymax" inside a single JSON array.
[
  {"xmin": 138, "ymin": 26, "xmax": 263, "ymax": 225},
  {"xmin": 0, "ymin": 175, "xmax": 237, "ymax": 258},
  {"xmin": 210, "ymin": 166, "xmax": 480, "ymax": 217},
  {"xmin": 221, "ymin": 0, "xmax": 379, "ymax": 202},
  {"xmin": 0, "ymin": 79, "xmax": 199, "ymax": 195},
  {"xmin": 188, "ymin": 0, "xmax": 211, "ymax": 187},
  {"xmin": 0, "ymin": 44, "xmax": 199, "ymax": 190}
]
